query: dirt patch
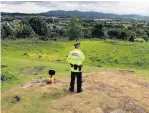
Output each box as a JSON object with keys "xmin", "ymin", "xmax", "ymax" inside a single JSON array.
[
  {"xmin": 137, "ymin": 82, "xmax": 149, "ymax": 88},
  {"xmin": 86, "ymin": 81, "xmax": 119, "ymax": 92},
  {"xmin": 41, "ymin": 88, "xmax": 69, "ymax": 100},
  {"xmin": 82, "ymin": 70, "xmax": 149, "ymax": 113},
  {"xmin": 21, "ymin": 66, "xmax": 45, "ymax": 75},
  {"xmin": 21, "ymin": 78, "xmax": 68, "ymax": 89},
  {"xmin": 110, "ymin": 109, "xmax": 125, "ymax": 113},
  {"xmin": 19, "ymin": 70, "xmax": 149, "ymax": 113},
  {"xmin": 126, "ymin": 78, "xmax": 149, "ymax": 89},
  {"xmin": 21, "ymin": 79, "xmax": 48, "ymax": 88},
  {"xmin": 119, "ymin": 96, "xmax": 146, "ymax": 113},
  {"xmin": 3, "ymin": 70, "xmax": 149, "ymax": 113}
]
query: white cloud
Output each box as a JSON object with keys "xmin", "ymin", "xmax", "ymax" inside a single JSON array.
[
  {"xmin": 1, "ymin": 2, "xmax": 50, "ymax": 13},
  {"xmin": 1, "ymin": 1, "xmax": 149, "ymax": 16}
]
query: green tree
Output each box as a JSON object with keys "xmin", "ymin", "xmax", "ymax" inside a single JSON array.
[
  {"xmin": 1, "ymin": 26, "xmax": 7, "ymax": 39},
  {"xmin": 21, "ymin": 17, "xmax": 30, "ymax": 25},
  {"xmin": 29, "ymin": 17, "xmax": 48, "ymax": 36},
  {"xmin": 1, "ymin": 23, "xmax": 13, "ymax": 39},
  {"xmin": 83, "ymin": 27, "xmax": 91, "ymax": 38},
  {"xmin": 107, "ymin": 29, "xmax": 121, "ymax": 39},
  {"xmin": 128, "ymin": 31, "xmax": 136, "ymax": 42},
  {"xmin": 91, "ymin": 24, "xmax": 105, "ymax": 38},
  {"xmin": 67, "ymin": 15, "xmax": 84, "ymax": 40},
  {"xmin": 145, "ymin": 29, "xmax": 149, "ymax": 37},
  {"xmin": 13, "ymin": 24, "xmax": 34, "ymax": 38},
  {"xmin": 135, "ymin": 29, "xmax": 147, "ymax": 37},
  {"xmin": 118, "ymin": 30, "xmax": 129, "ymax": 40}
]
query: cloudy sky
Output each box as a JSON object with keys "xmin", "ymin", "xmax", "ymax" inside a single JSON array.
[{"xmin": 1, "ymin": 1, "xmax": 149, "ymax": 16}]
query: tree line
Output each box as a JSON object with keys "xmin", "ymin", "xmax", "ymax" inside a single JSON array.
[{"xmin": 1, "ymin": 15, "xmax": 149, "ymax": 42}]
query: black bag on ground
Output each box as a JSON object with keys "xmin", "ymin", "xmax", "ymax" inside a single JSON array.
[{"xmin": 49, "ymin": 70, "xmax": 55, "ymax": 75}]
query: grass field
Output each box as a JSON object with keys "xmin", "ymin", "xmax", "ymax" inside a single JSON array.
[
  {"xmin": 1, "ymin": 38, "xmax": 149, "ymax": 91},
  {"xmin": 1, "ymin": 38, "xmax": 149, "ymax": 113}
]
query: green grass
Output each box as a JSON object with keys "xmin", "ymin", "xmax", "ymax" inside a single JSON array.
[
  {"xmin": 1, "ymin": 54, "xmax": 99, "ymax": 91},
  {"xmin": 1, "ymin": 38, "xmax": 149, "ymax": 91},
  {"xmin": 135, "ymin": 70, "xmax": 149, "ymax": 78}
]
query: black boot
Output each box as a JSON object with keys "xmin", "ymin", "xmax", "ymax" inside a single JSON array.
[
  {"xmin": 77, "ymin": 88, "xmax": 83, "ymax": 93},
  {"xmin": 69, "ymin": 87, "xmax": 74, "ymax": 92}
]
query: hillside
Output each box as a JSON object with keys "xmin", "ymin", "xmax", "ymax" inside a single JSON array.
[
  {"xmin": 1, "ymin": 39, "xmax": 149, "ymax": 113},
  {"xmin": 2, "ymin": 10, "xmax": 149, "ymax": 20},
  {"xmin": 41, "ymin": 10, "xmax": 149, "ymax": 20},
  {"xmin": 2, "ymin": 70, "xmax": 149, "ymax": 113}
]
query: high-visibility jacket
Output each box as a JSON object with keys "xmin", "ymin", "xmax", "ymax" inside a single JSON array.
[{"xmin": 67, "ymin": 49, "xmax": 85, "ymax": 72}]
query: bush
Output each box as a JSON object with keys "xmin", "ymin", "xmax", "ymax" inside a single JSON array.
[
  {"xmin": 142, "ymin": 35, "xmax": 149, "ymax": 42},
  {"xmin": 29, "ymin": 17, "xmax": 48, "ymax": 36},
  {"xmin": 83, "ymin": 27, "xmax": 91, "ymax": 38},
  {"xmin": 119, "ymin": 30, "xmax": 129, "ymax": 40},
  {"xmin": 1, "ymin": 72, "xmax": 15, "ymax": 82},
  {"xmin": 1, "ymin": 23, "xmax": 13, "ymax": 39},
  {"xmin": 91, "ymin": 24, "xmax": 105, "ymax": 38},
  {"xmin": 128, "ymin": 32, "xmax": 136, "ymax": 42},
  {"xmin": 135, "ymin": 29, "xmax": 147, "ymax": 37},
  {"xmin": 134, "ymin": 38, "xmax": 145, "ymax": 42},
  {"xmin": 13, "ymin": 24, "xmax": 34, "ymax": 38},
  {"xmin": 1, "ymin": 27, "xmax": 7, "ymax": 39},
  {"xmin": 39, "ymin": 36, "xmax": 49, "ymax": 41},
  {"xmin": 11, "ymin": 96, "xmax": 21, "ymax": 104},
  {"xmin": 107, "ymin": 29, "xmax": 121, "ymax": 39}
]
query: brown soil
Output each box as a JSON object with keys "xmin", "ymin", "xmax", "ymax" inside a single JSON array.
[{"xmin": 4, "ymin": 70, "xmax": 149, "ymax": 113}]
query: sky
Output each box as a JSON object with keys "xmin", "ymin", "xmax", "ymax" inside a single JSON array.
[{"xmin": 1, "ymin": 1, "xmax": 149, "ymax": 16}]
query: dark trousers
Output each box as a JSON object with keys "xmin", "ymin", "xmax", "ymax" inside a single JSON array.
[{"xmin": 70, "ymin": 72, "xmax": 82, "ymax": 92}]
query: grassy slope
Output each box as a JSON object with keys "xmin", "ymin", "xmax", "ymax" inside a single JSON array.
[
  {"xmin": 1, "ymin": 39, "xmax": 149, "ymax": 91},
  {"xmin": 1, "ymin": 39, "xmax": 149, "ymax": 113}
]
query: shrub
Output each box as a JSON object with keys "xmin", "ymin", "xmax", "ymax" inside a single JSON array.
[
  {"xmin": 1, "ymin": 72, "xmax": 15, "ymax": 82},
  {"xmin": 142, "ymin": 35, "xmax": 149, "ymax": 42},
  {"xmin": 29, "ymin": 17, "xmax": 48, "ymax": 36},
  {"xmin": 128, "ymin": 32, "xmax": 136, "ymax": 42},
  {"xmin": 13, "ymin": 24, "xmax": 34, "ymax": 38},
  {"xmin": 134, "ymin": 38, "xmax": 145, "ymax": 42},
  {"xmin": 107, "ymin": 29, "xmax": 121, "ymax": 39},
  {"xmin": 1, "ymin": 23, "xmax": 13, "ymax": 39},
  {"xmin": 91, "ymin": 24, "xmax": 105, "ymax": 38}
]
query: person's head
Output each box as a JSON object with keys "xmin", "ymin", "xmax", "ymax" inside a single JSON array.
[{"xmin": 74, "ymin": 42, "xmax": 80, "ymax": 49}]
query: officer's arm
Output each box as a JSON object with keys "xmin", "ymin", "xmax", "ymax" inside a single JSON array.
[
  {"xmin": 67, "ymin": 52, "xmax": 71, "ymax": 63},
  {"xmin": 80, "ymin": 51, "xmax": 85, "ymax": 62}
]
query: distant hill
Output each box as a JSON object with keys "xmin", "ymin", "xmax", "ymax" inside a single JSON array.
[
  {"xmin": 40, "ymin": 10, "xmax": 146, "ymax": 19},
  {"xmin": 2, "ymin": 10, "xmax": 149, "ymax": 20},
  {"xmin": 1, "ymin": 12, "xmax": 38, "ymax": 16}
]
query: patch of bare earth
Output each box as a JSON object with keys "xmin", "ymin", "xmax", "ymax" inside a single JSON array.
[
  {"xmin": 21, "ymin": 66, "xmax": 45, "ymax": 75},
  {"xmin": 5, "ymin": 70, "xmax": 149, "ymax": 113}
]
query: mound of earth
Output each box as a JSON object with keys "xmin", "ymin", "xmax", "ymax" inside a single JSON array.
[{"xmin": 2, "ymin": 70, "xmax": 149, "ymax": 113}]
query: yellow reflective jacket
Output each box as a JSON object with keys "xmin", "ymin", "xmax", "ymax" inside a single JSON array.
[{"xmin": 67, "ymin": 49, "xmax": 85, "ymax": 72}]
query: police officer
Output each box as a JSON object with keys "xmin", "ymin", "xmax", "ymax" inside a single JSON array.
[{"xmin": 67, "ymin": 42, "xmax": 85, "ymax": 93}]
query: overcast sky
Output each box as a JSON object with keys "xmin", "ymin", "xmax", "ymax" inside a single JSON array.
[{"xmin": 1, "ymin": 1, "xmax": 149, "ymax": 16}]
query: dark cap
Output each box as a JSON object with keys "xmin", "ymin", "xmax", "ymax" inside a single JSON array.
[{"xmin": 74, "ymin": 42, "xmax": 80, "ymax": 47}]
